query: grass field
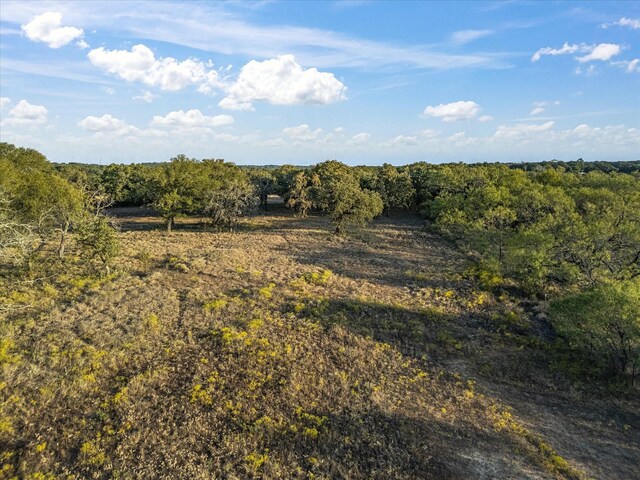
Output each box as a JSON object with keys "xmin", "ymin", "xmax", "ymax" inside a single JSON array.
[{"xmin": 1, "ymin": 204, "xmax": 638, "ymax": 479}]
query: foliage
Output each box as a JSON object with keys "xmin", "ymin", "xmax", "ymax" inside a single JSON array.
[
  {"xmin": 285, "ymin": 171, "xmax": 315, "ymax": 217},
  {"xmin": 311, "ymin": 160, "xmax": 383, "ymax": 234},
  {"xmin": 415, "ymin": 163, "xmax": 640, "ymax": 296},
  {"xmin": 550, "ymin": 280, "xmax": 640, "ymax": 383},
  {"xmin": 249, "ymin": 169, "xmax": 275, "ymax": 210},
  {"xmin": 205, "ymin": 183, "xmax": 257, "ymax": 229},
  {"xmin": 0, "ymin": 143, "xmax": 114, "ymax": 270},
  {"xmin": 76, "ymin": 215, "xmax": 120, "ymax": 275},
  {"xmin": 375, "ymin": 163, "xmax": 416, "ymax": 215}
]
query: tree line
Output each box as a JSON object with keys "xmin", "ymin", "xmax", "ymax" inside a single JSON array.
[{"xmin": 2, "ymin": 142, "xmax": 639, "ymax": 384}]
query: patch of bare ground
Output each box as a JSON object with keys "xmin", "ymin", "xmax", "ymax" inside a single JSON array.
[{"xmin": 1, "ymin": 205, "xmax": 637, "ymax": 479}]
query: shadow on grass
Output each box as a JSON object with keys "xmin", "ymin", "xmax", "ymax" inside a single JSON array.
[
  {"xmin": 290, "ymin": 296, "xmax": 456, "ymax": 360},
  {"xmin": 253, "ymin": 407, "xmax": 493, "ymax": 479}
]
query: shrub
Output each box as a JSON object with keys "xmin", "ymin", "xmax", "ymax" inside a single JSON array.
[
  {"xmin": 549, "ymin": 279, "xmax": 640, "ymax": 384},
  {"xmin": 76, "ymin": 215, "xmax": 119, "ymax": 275}
]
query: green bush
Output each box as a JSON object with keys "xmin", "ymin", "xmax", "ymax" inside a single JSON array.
[{"xmin": 549, "ymin": 279, "xmax": 640, "ymax": 384}]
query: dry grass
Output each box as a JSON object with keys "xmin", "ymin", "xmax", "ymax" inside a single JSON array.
[{"xmin": 0, "ymin": 206, "xmax": 637, "ymax": 479}]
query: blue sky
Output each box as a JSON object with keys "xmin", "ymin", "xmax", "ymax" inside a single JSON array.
[{"xmin": 0, "ymin": 0, "xmax": 638, "ymax": 165}]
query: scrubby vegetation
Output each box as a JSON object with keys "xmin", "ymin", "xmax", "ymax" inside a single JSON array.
[{"xmin": 1, "ymin": 142, "xmax": 639, "ymax": 478}]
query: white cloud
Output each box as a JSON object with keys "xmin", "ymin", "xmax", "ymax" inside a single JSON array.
[
  {"xmin": 603, "ymin": 17, "xmax": 640, "ymax": 29},
  {"xmin": 150, "ymin": 109, "xmax": 234, "ymax": 128},
  {"xmin": 611, "ymin": 58, "xmax": 640, "ymax": 73},
  {"xmin": 576, "ymin": 43, "xmax": 621, "ymax": 63},
  {"xmin": 387, "ymin": 134, "xmax": 417, "ymax": 146},
  {"xmin": 450, "ymin": 29, "xmax": 494, "ymax": 45},
  {"xmin": 282, "ymin": 124, "xmax": 324, "ymax": 141},
  {"xmin": 0, "ymin": 97, "xmax": 10, "ymax": 108},
  {"xmin": 447, "ymin": 131, "xmax": 478, "ymax": 147},
  {"xmin": 77, "ymin": 114, "xmax": 138, "ymax": 135},
  {"xmin": 574, "ymin": 64, "xmax": 597, "ymax": 76},
  {"xmin": 133, "ymin": 90, "xmax": 158, "ymax": 103},
  {"xmin": 626, "ymin": 59, "xmax": 640, "ymax": 73},
  {"xmin": 76, "ymin": 38, "xmax": 90, "ymax": 49},
  {"xmin": 218, "ymin": 97, "xmax": 254, "ymax": 111},
  {"xmin": 0, "ymin": 1, "xmax": 505, "ymax": 72},
  {"xmin": 530, "ymin": 100, "xmax": 560, "ymax": 116},
  {"xmin": 420, "ymin": 129, "xmax": 439, "ymax": 138},
  {"xmin": 422, "ymin": 100, "xmax": 482, "ymax": 122},
  {"xmin": 263, "ymin": 138, "xmax": 287, "ymax": 147},
  {"xmin": 531, "ymin": 42, "xmax": 580, "ymax": 62},
  {"xmin": 532, "ymin": 42, "xmax": 622, "ymax": 64},
  {"xmin": 101, "ymin": 86, "xmax": 115, "ymax": 95},
  {"xmin": 220, "ymin": 55, "xmax": 347, "ymax": 110},
  {"xmin": 87, "ymin": 44, "xmax": 222, "ymax": 92},
  {"xmin": 494, "ymin": 121, "xmax": 555, "ymax": 139},
  {"xmin": 478, "ymin": 115, "xmax": 493, "ymax": 122},
  {"xmin": 2, "ymin": 100, "xmax": 48, "ymax": 126},
  {"xmin": 21, "ymin": 12, "xmax": 83, "ymax": 48},
  {"xmin": 349, "ymin": 132, "xmax": 370, "ymax": 144}
]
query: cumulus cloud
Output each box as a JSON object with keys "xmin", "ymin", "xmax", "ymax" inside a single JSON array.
[
  {"xmin": 422, "ymin": 100, "xmax": 482, "ymax": 122},
  {"xmin": 0, "ymin": 97, "xmax": 10, "ymax": 108},
  {"xmin": 603, "ymin": 17, "xmax": 640, "ymax": 29},
  {"xmin": 385, "ymin": 135, "xmax": 417, "ymax": 146},
  {"xmin": 150, "ymin": 109, "xmax": 234, "ymax": 128},
  {"xmin": 282, "ymin": 124, "xmax": 324, "ymax": 141},
  {"xmin": 77, "ymin": 114, "xmax": 138, "ymax": 135},
  {"xmin": 478, "ymin": 115, "xmax": 493, "ymax": 122},
  {"xmin": 531, "ymin": 42, "xmax": 580, "ymax": 62},
  {"xmin": 88, "ymin": 44, "xmax": 222, "ymax": 93},
  {"xmin": 576, "ymin": 43, "xmax": 621, "ymax": 63},
  {"xmin": 611, "ymin": 58, "xmax": 640, "ymax": 73},
  {"xmin": 530, "ymin": 107, "xmax": 545, "ymax": 115},
  {"xmin": 532, "ymin": 42, "xmax": 621, "ymax": 63},
  {"xmin": 349, "ymin": 132, "xmax": 371, "ymax": 144},
  {"xmin": 133, "ymin": 90, "xmax": 158, "ymax": 103},
  {"xmin": 21, "ymin": 12, "xmax": 84, "ymax": 48},
  {"xmin": 2, "ymin": 100, "xmax": 48, "ymax": 126},
  {"xmin": 219, "ymin": 55, "xmax": 347, "ymax": 111},
  {"xmin": 450, "ymin": 29, "xmax": 494, "ymax": 45},
  {"xmin": 494, "ymin": 121, "xmax": 555, "ymax": 139},
  {"xmin": 377, "ymin": 122, "xmax": 638, "ymax": 157},
  {"xmin": 447, "ymin": 131, "xmax": 479, "ymax": 147}
]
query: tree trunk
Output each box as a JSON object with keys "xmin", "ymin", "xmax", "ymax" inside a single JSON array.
[
  {"xmin": 58, "ymin": 221, "xmax": 70, "ymax": 259},
  {"xmin": 167, "ymin": 217, "xmax": 173, "ymax": 232}
]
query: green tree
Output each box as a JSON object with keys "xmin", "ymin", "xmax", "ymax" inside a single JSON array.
[
  {"xmin": 150, "ymin": 155, "xmax": 200, "ymax": 231},
  {"xmin": 550, "ymin": 280, "xmax": 640, "ymax": 383},
  {"xmin": 204, "ymin": 183, "xmax": 256, "ymax": 230},
  {"xmin": 273, "ymin": 165, "xmax": 303, "ymax": 204},
  {"xmin": 0, "ymin": 189, "xmax": 38, "ymax": 268},
  {"xmin": 0, "ymin": 143, "xmax": 86, "ymax": 262},
  {"xmin": 311, "ymin": 161, "xmax": 383, "ymax": 234},
  {"xmin": 76, "ymin": 215, "xmax": 120, "ymax": 276},
  {"xmin": 375, "ymin": 164, "xmax": 415, "ymax": 216},
  {"xmin": 286, "ymin": 171, "xmax": 315, "ymax": 217},
  {"xmin": 249, "ymin": 169, "xmax": 275, "ymax": 210}
]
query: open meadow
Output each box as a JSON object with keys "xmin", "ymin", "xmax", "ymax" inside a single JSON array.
[{"xmin": 2, "ymin": 202, "xmax": 638, "ymax": 479}]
